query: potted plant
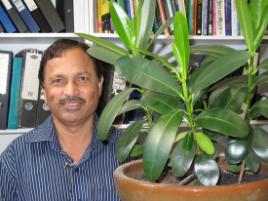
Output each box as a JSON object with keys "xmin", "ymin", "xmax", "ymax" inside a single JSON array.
[{"xmin": 77, "ymin": 0, "xmax": 268, "ymax": 200}]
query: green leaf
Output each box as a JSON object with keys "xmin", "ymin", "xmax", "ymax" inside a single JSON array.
[
  {"xmin": 189, "ymin": 51, "xmax": 249, "ymax": 93},
  {"xmin": 245, "ymin": 149, "xmax": 261, "ymax": 173},
  {"xmin": 118, "ymin": 100, "xmax": 144, "ymax": 115},
  {"xmin": 115, "ymin": 55, "xmax": 181, "ymax": 96},
  {"xmin": 228, "ymin": 164, "xmax": 241, "ymax": 173},
  {"xmin": 195, "ymin": 132, "xmax": 215, "ymax": 155},
  {"xmin": 258, "ymin": 59, "xmax": 268, "ymax": 71},
  {"xmin": 253, "ymin": 5, "xmax": 268, "ymax": 50},
  {"xmin": 255, "ymin": 72, "xmax": 268, "ymax": 86},
  {"xmin": 141, "ymin": 90, "xmax": 183, "ymax": 115},
  {"xmin": 249, "ymin": 0, "xmax": 264, "ymax": 30},
  {"xmin": 171, "ymin": 139, "xmax": 196, "ymax": 177},
  {"xmin": 87, "ymin": 45, "xmax": 122, "ymax": 65},
  {"xmin": 116, "ymin": 120, "xmax": 144, "ymax": 161},
  {"xmin": 225, "ymin": 136, "xmax": 252, "ymax": 164},
  {"xmin": 97, "ymin": 88, "xmax": 135, "ymax": 140},
  {"xmin": 76, "ymin": 33, "xmax": 128, "ymax": 56},
  {"xmin": 130, "ymin": 144, "xmax": 144, "ymax": 157},
  {"xmin": 235, "ymin": 0, "xmax": 255, "ymax": 54},
  {"xmin": 172, "ymin": 12, "xmax": 190, "ymax": 74},
  {"xmin": 146, "ymin": 17, "xmax": 173, "ymax": 49},
  {"xmin": 191, "ymin": 45, "xmax": 236, "ymax": 57},
  {"xmin": 109, "ymin": 2, "xmax": 133, "ymax": 49},
  {"xmin": 183, "ymin": 132, "xmax": 194, "ymax": 153},
  {"xmin": 143, "ymin": 110, "xmax": 183, "ymax": 181},
  {"xmin": 249, "ymin": 100, "xmax": 268, "ymax": 119},
  {"xmin": 194, "ymin": 154, "xmax": 219, "ymax": 186},
  {"xmin": 209, "ymin": 86, "xmax": 247, "ymax": 113},
  {"xmin": 252, "ymin": 127, "xmax": 268, "ymax": 162},
  {"xmin": 137, "ymin": 0, "xmax": 156, "ymax": 49},
  {"xmin": 196, "ymin": 108, "xmax": 250, "ymax": 138}
]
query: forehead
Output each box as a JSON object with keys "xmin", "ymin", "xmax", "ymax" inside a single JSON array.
[{"xmin": 44, "ymin": 48, "xmax": 96, "ymax": 77}]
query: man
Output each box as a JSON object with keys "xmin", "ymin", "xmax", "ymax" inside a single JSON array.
[{"xmin": 0, "ymin": 39, "xmax": 121, "ymax": 201}]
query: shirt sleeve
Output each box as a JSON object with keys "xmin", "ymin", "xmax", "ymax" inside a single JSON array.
[{"xmin": 0, "ymin": 149, "xmax": 18, "ymax": 201}]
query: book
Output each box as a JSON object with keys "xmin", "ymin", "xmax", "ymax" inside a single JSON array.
[
  {"xmin": 0, "ymin": 3, "xmax": 17, "ymax": 32},
  {"xmin": 99, "ymin": 0, "xmax": 111, "ymax": 33},
  {"xmin": 35, "ymin": 87, "xmax": 50, "ymax": 126},
  {"xmin": 73, "ymin": 0, "xmax": 88, "ymax": 32},
  {"xmin": 201, "ymin": 0, "xmax": 208, "ymax": 35},
  {"xmin": 225, "ymin": 0, "xmax": 231, "ymax": 36},
  {"xmin": 7, "ymin": 57, "xmax": 23, "ymax": 129},
  {"xmin": 0, "ymin": 21, "xmax": 4, "ymax": 32},
  {"xmin": 1, "ymin": 0, "xmax": 28, "ymax": 32},
  {"xmin": 0, "ymin": 51, "xmax": 13, "ymax": 129},
  {"xmin": 56, "ymin": 0, "xmax": 74, "ymax": 32},
  {"xmin": 16, "ymin": 49, "xmax": 43, "ymax": 128},
  {"xmin": 207, "ymin": 0, "xmax": 213, "ymax": 35},
  {"xmin": 215, "ymin": 0, "xmax": 225, "ymax": 36},
  {"xmin": 10, "ymin": 0, "xmax": 40, "ymax": 32},
  {"xmin": 33, "ymin": 0, "xmax": 65, "ymax": 32},
  {"xmin": 23, "ymin": 0, "xmax": 52, "ymax": 32},
  {"xmin": 196, "ymin": 0, "xmax": 203, "ymax": 35}
]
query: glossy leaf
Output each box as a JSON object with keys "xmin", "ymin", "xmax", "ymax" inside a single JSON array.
[
  {"xmin": 87, "ymin": 45, "xmax": 122, "ymax": 65},
  {"xmin": 191, "ymin": 45, "xmax": 236, "ymax": 57},
  {"xmin": 183, "ymin": 132, "xmax": 194, "ymax": 152},
  {"xmin": 253, "ymin": 5, "xmax": 268, "ymax": 50},
  {"xmin": 235, "ymin": 0, "xmax": 255, "ymax": 54},
  {"xmin": 97, "ymin": 88, "xmax": 135, "ymax": 140},
  {"xmin": 137, "ymin": 0, "xmax": 156, "ymax": 49},
  {"xmin": 171, "ymin": 139, "xmax": 196, "ymax": 177},
  {"xmin": 189, "ymin": 51, "xmax": 249, "ymax": 93},
  {"xmin": 209, "ymin": 75, "xmax": 247, "ymax": 92},
  {"xmin": 258, "ymin": 59, "xmax": 268, "ymax": 71},
  {"xmin": 115, "ymin": 55, "xmax": 181, "ymax": 96},
  {"xmin": 245, "ymin": 149, "xmax": 261, "ymax": 173},
  {"xmin": 228, "ymin": 164, "xmax": 241, "ymax": 173},
  {"xmin": 116, "ymin": 120, "xmax": 144, "ymax": 161},
  {"xmin": 249, "ymin": 0, "xmax": 265, "ymax": 30},
  {"xmin": 118, "ymin": 100, "xmax": 144, "ymax": 115},
  {"xmin": 195, "ymin": 132, "xmax": 215, "ymax": 155},
  {"xmin": 194, "ymin": 154, "xmax": 219, "ymax": 186},
  {"xmin": 141, "ymin": 90, "xmax": 183, "ymax": 115},
  {"xmin": 249, "ymin": 100, "xmax": 268, "ymax": 119},
  {"xmin": 143, "ymin": 110, "xmax": 183, "ymax": 181},
  {"xmin": 110, "ymin": 2, "xmax": 133, "ymax": 49},
  {"xmin": 209, "ymin": 86, "xmax": 247, "ymax": 113},
  {"xmin": 196, "ymin": 108, "xmax": 249, "ymax": 138},
  {"xmin": 146, "ymin": 17, "xmax": 173, "ymax": 49},
  {"xmin": 225, "ymin": 137, "xmax": 252, "ymax": 164},
  {"xmin": 172, "ymin": 12, "xmax": 190, "ymax": 74},
  {"xmin": 76, "ymin": 33, "xmax": 128, "ymax": 56},
  {"xmin": 130, "ymin": 144, "xmax": 144, "ymax": 157},
  {"xmin": 255, "ymin": 72, "xmax": 268, "ymax": 86},
  {"xmin": 252, "ymin": 127, "xmax": 268, "ymax": 162}
]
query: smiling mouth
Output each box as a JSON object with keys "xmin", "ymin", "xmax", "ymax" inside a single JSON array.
[{"xmin": 63, "ymin": 101, "xmax": 84, "ymax": 111}]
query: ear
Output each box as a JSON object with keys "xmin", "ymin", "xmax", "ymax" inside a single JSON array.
[
  {"xmin": 41, "ymin": 87, "xmax": 48, "ymax": 103},
  {"xmin": 98, "ymin": 76, "xmax": 104, "ymax": 98}
]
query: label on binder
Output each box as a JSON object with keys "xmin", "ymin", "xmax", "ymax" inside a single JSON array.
[{"xmin": 0, "ymin": 54, "xmax": 10, "ymax": 94}]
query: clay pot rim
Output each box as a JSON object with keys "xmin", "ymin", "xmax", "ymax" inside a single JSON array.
[{"xmin": 114, "ymin": 159, "xmax": 268, "ymax": 191}]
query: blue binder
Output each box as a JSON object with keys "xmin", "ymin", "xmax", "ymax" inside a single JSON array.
[
  {"xmin": 10, "ymin": 0, "xmax": 40, "ymax": 32},
  {"xmin": 0, "ymin": 4, "xmax": 16, "ymax": 32},
  {"xmin": 7, "ymin": 57, "xmax": 23, "ymax": 129}
]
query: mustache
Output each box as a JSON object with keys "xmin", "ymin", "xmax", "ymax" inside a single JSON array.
[{"xmin": 59, "ymin": 96, "xmax": 85, "ymax": 104}]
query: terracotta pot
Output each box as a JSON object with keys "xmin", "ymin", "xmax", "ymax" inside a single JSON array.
[{"xmin": 114, "ymin": 160, "xmax": 268, "ymax": 201}]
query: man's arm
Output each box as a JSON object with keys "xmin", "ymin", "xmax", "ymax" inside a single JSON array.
[{"xmin": 0, "ymin": 151, "xmax": 18, "ymax": 201}]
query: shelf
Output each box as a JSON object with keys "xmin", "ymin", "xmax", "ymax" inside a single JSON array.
[{"xmin": 0, "ymin": 128, "xmax": 33, "ymax": 135}]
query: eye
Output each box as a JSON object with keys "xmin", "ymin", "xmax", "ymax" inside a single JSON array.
[
  {"xmin": 51, "ymin": 78, "xmax": 65, "ymax": 86},
  {"xmin": 77, "ymin": 75, "xmax": 89, "ymax": 82}
]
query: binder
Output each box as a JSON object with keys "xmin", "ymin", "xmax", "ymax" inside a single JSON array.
[
  {"xmin": 36, "ymin": 87, "xmax": 50, "ymax": 126},
  {"xmin": 56, "ymin": 0, "xmax": 74, "ymax": 32},
  {"xmin": 0, "ymin": 3, "xmax": 16, "ymax": 32},
  {"xmin": 23, "ymin": 0, "xmax": 51, "ymax": 32},
  {"xmin": 16, "ymin": 49, "xmax": 43, "ymax": 128},
  {"xmin": 0, "ymin": 51, "xmax": 13, "ymax": 129},
  {"xmin": 10, "ymin": 0, "xmax": 40, "ymax": 32},
  {"xmin": 33, "ymin": 0, "xmax": 64, "ymax": 32},
  {"xmin": 1, "ymin": 0, "xmax": 28, "ymax": 32},
  {"xmin": 0, "ymin": 22, "xmax": 4, "ymax": 32},
  {"xmin": 7, "ymin": 57, "xmax": 23, "ymax": 129}
]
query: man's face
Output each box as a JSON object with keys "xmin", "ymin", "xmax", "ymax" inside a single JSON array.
[{"xmin": 43, "ymin": 47, "xmax": 103, "ymax": 126}]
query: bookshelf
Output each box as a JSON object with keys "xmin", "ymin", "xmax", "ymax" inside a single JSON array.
[{"xmin": 0, "ymin": 0, "xmax": 268, "ymax": 153}]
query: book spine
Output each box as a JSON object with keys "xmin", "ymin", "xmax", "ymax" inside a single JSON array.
[
  {"xmin": 207, "ymin": 0, "xmax": 213, "ymax": 35},
  {"xmin": 0, "ymin": 4, "xmax": 17, "ymax": 32},
  {"xmin": 225, "ymin": 0, "xmax": 231, "ymax": 36},
  {"xmin": 201, "ymin": 0, "xmax": 208, "ymax": 35},
  {"xmin": 7, "ymin": 57, "xmax": 23, "ymax": 129},
  {"xmin": 196, "ymin": 0, "xmax": 202, "ymax": 35}
]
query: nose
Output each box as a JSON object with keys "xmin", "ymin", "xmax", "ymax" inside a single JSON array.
[{"xmin": 64, "ymin": 80, "xmax": 79, "ymax": 96}]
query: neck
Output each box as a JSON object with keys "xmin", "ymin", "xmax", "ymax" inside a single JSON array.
[{"xmin": 53, "ymin": 116, "xmax": 95, "ymax": 163}]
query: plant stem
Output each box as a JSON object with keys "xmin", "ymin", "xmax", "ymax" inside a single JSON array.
[
  {"xmin": 178, "ymin": 174, "xmax": 195, "ymax": 185},
  {"xmin": 238, "ymin": 160, "xmax": 245, "ymax": 184}
]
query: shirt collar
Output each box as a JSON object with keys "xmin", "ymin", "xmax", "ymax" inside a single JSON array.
[{"xmin": 25, "ymin": 114, "xmax": 101, "ymax": 146}]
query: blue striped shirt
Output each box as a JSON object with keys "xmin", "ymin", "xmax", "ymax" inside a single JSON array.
[{"xmin": 0, "ymin": 116, "xmax": 121, "ymax": 201}]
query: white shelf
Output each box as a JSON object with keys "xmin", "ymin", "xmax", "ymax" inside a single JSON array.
[{"xmin": 0, "ymin": 128, "xmax": 32, "ymax": 135}]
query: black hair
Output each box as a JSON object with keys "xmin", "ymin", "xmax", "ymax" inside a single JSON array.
[{"xmin": 38, "ymin": 39, "xmax": 104, "ymax": 85}]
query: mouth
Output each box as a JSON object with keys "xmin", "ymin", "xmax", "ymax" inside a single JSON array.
[{"xmin": 63, "ymin": 102, "xmax": 83, "ymax": 111}]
